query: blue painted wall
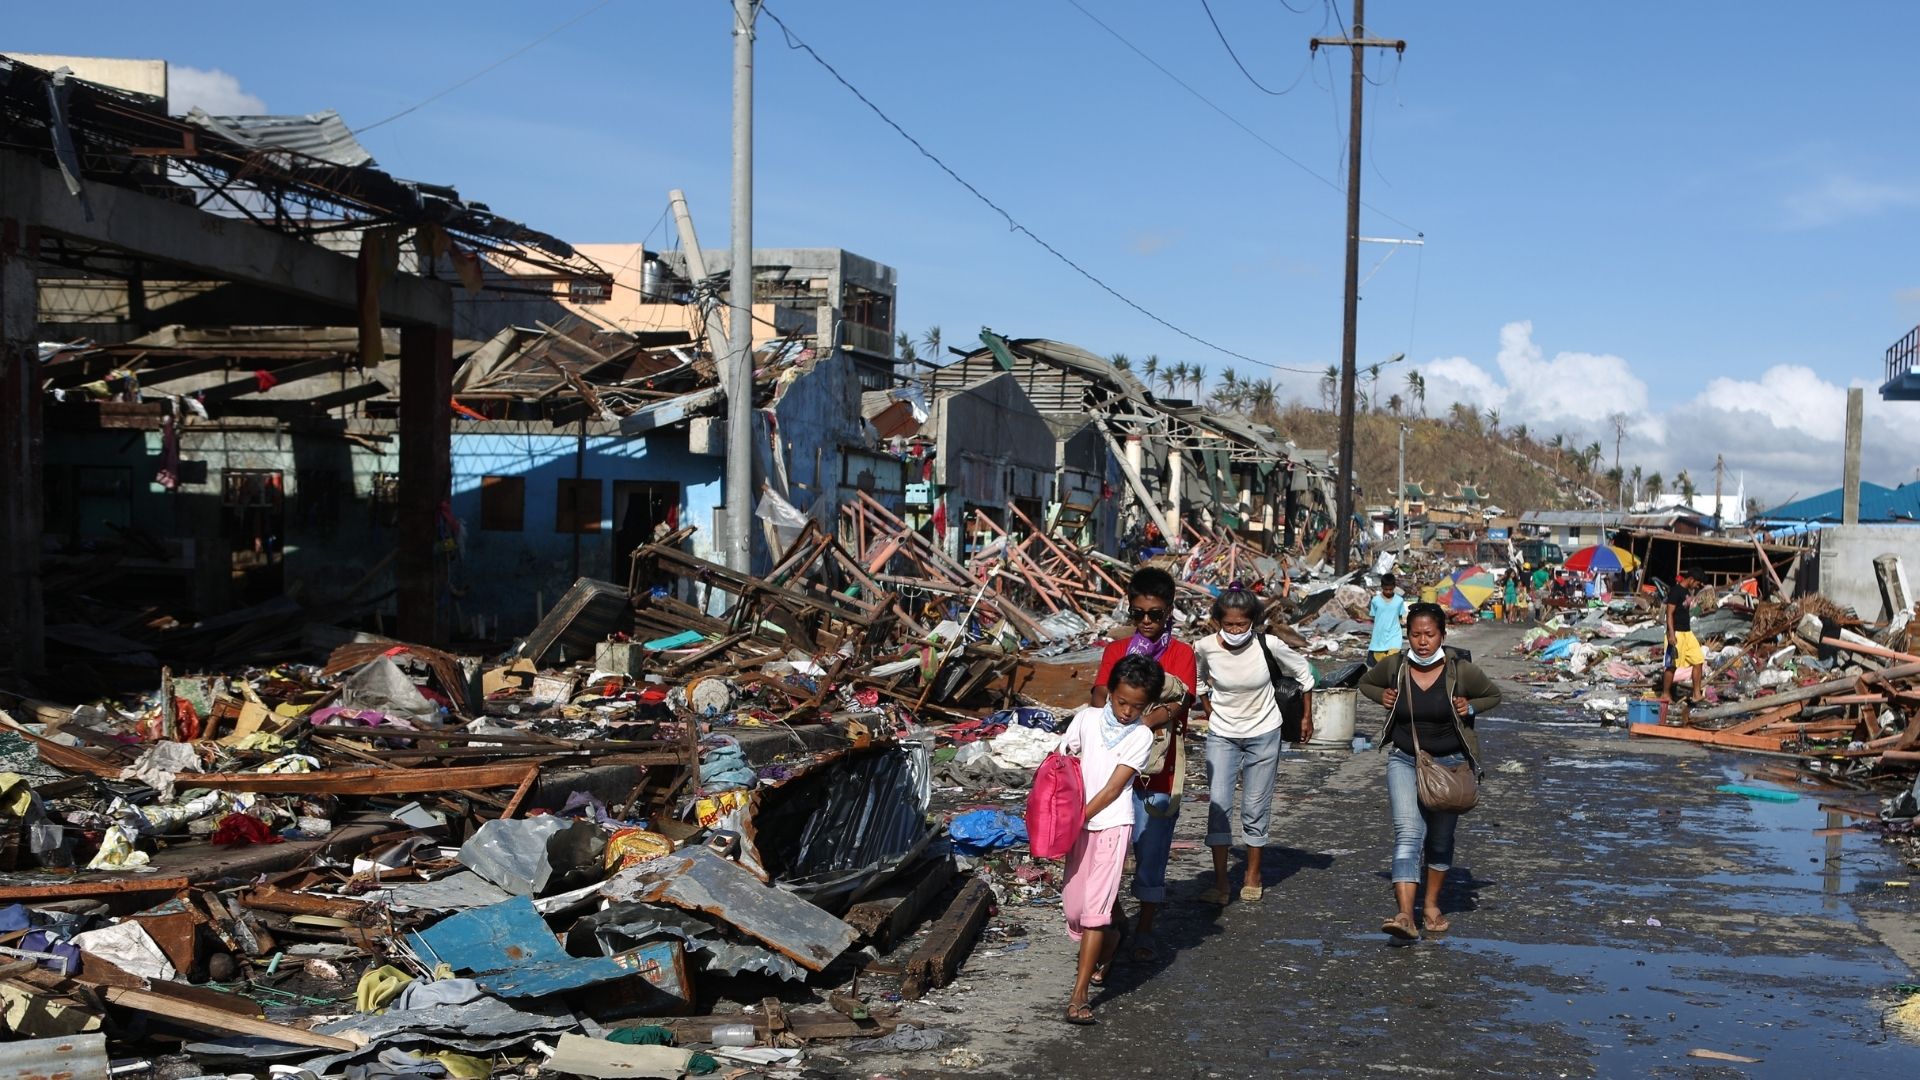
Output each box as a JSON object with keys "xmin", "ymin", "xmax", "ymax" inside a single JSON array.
[{"xmin": 450, "ymin": 423, "xmax": 723, "ymax": 630}]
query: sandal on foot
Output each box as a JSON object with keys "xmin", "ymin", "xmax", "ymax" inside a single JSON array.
[
  {"xmin": 1382, "ymin": 914, "xmax": 1420, "ymax": 940},
  {"xmin": 1199, "ymin": 886, "xmax": 1231, "ymax": 905},
  {"xmin": 1089, "ymin": 962, "xmax": 1110, "ymax": 987},
  {"xmin": 1239, "ymin": 884, "xmax": 1264, "ymax": 902},
  {"xmin": 1065, "ymin": 1001, "xmax": 1098, "ymax": 1026},
  {"xmin": 1422, "ymin": 910, "xmax": 1451, "ymax": 933}
]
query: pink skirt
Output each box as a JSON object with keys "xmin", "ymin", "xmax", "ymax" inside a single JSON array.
[{"xmin": 1061, "ymin": 825, "xmax": 1130, "ymax": 942}]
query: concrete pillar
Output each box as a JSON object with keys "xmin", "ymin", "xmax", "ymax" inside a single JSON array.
[
  {"xmin": 1843, "ymin": 387, "xmax": 1863, "ymax": 527},
  {"xmin": 397, "ymin": 324, "xmax": 453, "ymax": 644},
  {"xmin": 0, "ymin": 224, "xmax": 43, "ymax": 673}
]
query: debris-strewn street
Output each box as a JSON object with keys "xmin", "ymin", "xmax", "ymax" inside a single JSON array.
[{"xmin": 847, "ymin": 623, "xmax": 1920, "ymax": 1080}]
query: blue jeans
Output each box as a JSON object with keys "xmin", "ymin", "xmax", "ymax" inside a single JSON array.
[
  {"xmin": 1130, "ymin": 790, "xmax": 1177, "ymax": 904},
  {"xmin": 1205, "ymin": 729, "xmax": 1282, "ymax": 848},
  {"xmin": 1386, "ymin": 747, "xmax": 1463, "ymax": 884}
]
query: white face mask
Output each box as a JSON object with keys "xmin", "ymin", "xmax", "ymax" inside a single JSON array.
[
  {"xmin": 1220, "ymin": 628, "xmax": 1254, "ymax": 648},
  {"xmin": 1407, "ymin": 646, "xmax": 1445, "ymax": 667}
]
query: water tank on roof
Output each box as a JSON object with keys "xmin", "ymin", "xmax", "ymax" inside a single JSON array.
[{"xmin": 640, "ymin": 256, "xmax": 670, "ymax": 302}]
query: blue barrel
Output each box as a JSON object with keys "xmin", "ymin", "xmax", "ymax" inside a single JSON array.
[{"xmin": 1626, "ymin": 698, "xmax": 1664, "ymax": 726}]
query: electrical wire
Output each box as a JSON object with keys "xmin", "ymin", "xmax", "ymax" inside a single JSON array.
[
  {"xmin": 758, "ymin": 3, "xmax": 1282, "ymax": 371},
  {"xmin": 1197, "ymin": 0, "xmax": 1310, "ymax": 95},
  {"xmin": 355, "ymin": 0, "xmax": 614, "ymax": 134},
  {"xmin": 1061, "ymin": 0, "xmax": 1418, "ymax": 234}
]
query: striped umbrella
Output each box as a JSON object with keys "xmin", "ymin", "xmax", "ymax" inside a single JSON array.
[
  {"xmin": 1436, "ymin": 564, "xmax": 1500, "ymax": 611},
  {"xmin": 1562, "ymin": 544, "xmax": 1638, "ymax": 574}
]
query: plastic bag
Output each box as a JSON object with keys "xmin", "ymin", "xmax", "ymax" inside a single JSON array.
[{"xmin": 948, "ymin": 808, "xmax": 1027, "ymax": 855}]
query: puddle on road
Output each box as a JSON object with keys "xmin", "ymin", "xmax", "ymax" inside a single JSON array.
[
  {"xmin": 1691, "ymin": 767, "xmax": 1875, "ymax": 915},
  {"xmin": 1450, "ymin": 936, "xmax": 1920, "ymax": 1074}
]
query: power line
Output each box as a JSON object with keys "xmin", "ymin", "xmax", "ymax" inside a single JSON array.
[
  {"xmin": 1061, "ymin": 0, "xmax": 1419, "ymax": 234},
  {"xmin": 1197, "ymin": 0, "xmax": 1310, "ymax": 95},
  {"xmin": 356, "ymin": 0, "xmax": 614, "ymax": 134},
  {"xmin": 758, "ymin": 3, "xmax": 1281, "ymax": 371}
]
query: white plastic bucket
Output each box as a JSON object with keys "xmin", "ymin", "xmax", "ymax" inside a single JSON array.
[{"xmin": 1307, "ymin": 688, "xmax": 1358, "ymax": 747}]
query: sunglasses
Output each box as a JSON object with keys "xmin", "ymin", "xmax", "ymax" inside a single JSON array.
[{"xmin": 1128, "ymin": 605, "xmax": 1171, "ymax": 623}]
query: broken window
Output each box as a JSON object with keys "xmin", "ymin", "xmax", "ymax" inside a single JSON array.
[
  {"xmin": 480, "ymin": 475, "xmax": 525, "ymax": 532},
  {"xmin": 556, "ymin": 478, "xmax": 602, "ymax": 534}
]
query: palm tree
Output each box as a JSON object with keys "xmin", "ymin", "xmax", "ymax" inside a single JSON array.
[
  {"xmin": 1160, "ymin": 363, "xmax": 1181, "ymax": 397},
  {"xmin": 1548, "ymin": 433, "xmax": 1565, "ymax": 476},
  {"xmin": 1605, "ymin": 465, "xmax": 1625, "ymax": 506},
  {"xmin": 895, "ymin": 332, "xmax": 918, "ymax": 364},
  {"xmin": 1485, "ymin": 408, "xmax": 1501, "ymax": 436},
  {"xmin": 1646, "ymin": 472, "xmax": 1665, "ymax": 503},
  {"xmin": 1677, "ymin": 469, "xmax": 1697, "ymax": 501},
  {"xmin": 1585, "ymin": 442, "xmax": 1603, "ymax": 477},
  {"xmin": 1248, "ymin": 379, "xmax": 1278, "ymax": 420},
  {"xmin": 1512, "ymin": 422, "xmax": 1528, "ymax": 447},
  {"xmin": 1142, "ymin": 354, "xmax": 1159, "ymax": 388},
  {"xmin": 1366, "ymin": 363, "xmax": 1382, "ymax": 411},
  {"xmin": 1404, "ymin": 370, "xmax": 1427, "ymax": 416},
  {"xmin": 1188, "ymin": 363, "xmax": 1207, "ymax": 399},
  {"xmin": 1321, "ymin": 365, "xmax": 1339, "ymax": 410},
  {"xmin": 1220, "ymin": 367, "xmax": 1239, "ymax": 394},
  {"xmin": 1110, "ymin": 354, "xmax": 1132, "ymax": 372},
  {"xmin": 1388, "ymin": 393, "xmax": 1404, "ymax": 415},
  {"xmin": 1628, "ymin": 464, "xmax": 1643, "ymax": 506},
  {"xmin": 920, "ymin": 325, "xmax": 942, "ymax": 359}
]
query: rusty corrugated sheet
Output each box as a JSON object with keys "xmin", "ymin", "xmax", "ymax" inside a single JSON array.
[{"xmin": 2, "ymin": 1033, "xmax": 109, "ymax": 1080}]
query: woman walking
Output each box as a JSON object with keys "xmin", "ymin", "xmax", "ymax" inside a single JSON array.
[
  {"xmin": 1193, "ymin": 588, "xmax": 1314, "ymax": 905},
  {"xmin": 1089, "ymin": 568, "xmax": 1193, "ymax": 959},
  {"xmin": 1059, "ymin": 655, "xmax": 1161, "ymax": 1025},
  {"xmin": 1359, "ymin": 602, "xmax": 1501, "ymax": 939}
]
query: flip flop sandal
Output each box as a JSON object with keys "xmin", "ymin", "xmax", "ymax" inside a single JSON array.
[
  {"xmin": 1240, "ymin": 884, "xmax": 1265, "ymax": 902},
  {"xmin": 1423, "ymin": 911, "xmax": 1452, "ymax": 933},
  {"xmin": 1065, "ymin": 1001, "xmax": 1098, "ymax": 1026},
  {"xmin": 1382, "ymin": 914, "xmax": 1420, "ymax": 940},
  {"xmin": 1089, "ymin": 962, "xmax": 1111, "ymax": 987}
]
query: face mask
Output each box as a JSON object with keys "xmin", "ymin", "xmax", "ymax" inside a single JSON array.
[
  {"xmin": 1220, "ymin": 629, "xmax": 1254, "ymax": 648},
  {"xmin": 1407, "ymin": 646, "xmax": 1445, "ymax": 667}
]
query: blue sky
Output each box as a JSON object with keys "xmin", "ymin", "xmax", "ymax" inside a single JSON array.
[{"xmin": 11, "ymin": 1, "xmax": 1920, "ymax": 499}]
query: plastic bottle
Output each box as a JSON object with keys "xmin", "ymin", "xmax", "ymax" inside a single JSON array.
[{"xmin": 710, "ymin": 1024, "xmax": 757, "ymax": 1047}]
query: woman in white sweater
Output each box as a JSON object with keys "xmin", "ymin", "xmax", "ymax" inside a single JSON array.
[{"xmin": 1193, "ymin": 588, "xmax": 1315, "ymax": 904}]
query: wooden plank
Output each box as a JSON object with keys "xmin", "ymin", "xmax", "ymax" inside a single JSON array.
[
  {"xmin": 1713, "ymin": 700, "xmax": 1804, "ymax": 737},
  {"xmin": 844, "ymin": 855, "xmax": 958, "ymax": 951},
  {"xmin": 1688, "ymin": 660, "xmax": 1920, "ymax": 721},
  {"xmin": 900, "ymin": 875, "xmax": 993, "ymax": 1000},
  {"xmin": 99, "ymin": 984, "xmax": 361, "ymax": 1050},
  {"xmin": 1628, "ymin": 723, "xmax": 1787, "ymax": 752},
  {"xmin": 0, "ymin": 876, "xmax": 190, "ymax": 903}
]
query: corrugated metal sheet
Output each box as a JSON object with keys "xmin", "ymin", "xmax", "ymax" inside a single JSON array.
[
  {"xmin": 1, "ymin": 1034, "xmax": 109, "ymax": 1080},
  {"xmin": 184, "ymin": 108, "xmax": 373, "ymax": 167}
]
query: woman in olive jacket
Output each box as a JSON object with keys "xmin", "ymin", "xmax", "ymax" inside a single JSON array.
[{"xmin": 1358, "ymin": 603, "xmax": 1501, "ymax": 939}]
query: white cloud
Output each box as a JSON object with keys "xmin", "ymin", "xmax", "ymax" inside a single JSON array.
[
  {"xmin": 1401, "ymin": 322, "xmax": 1920, "ymax": 506},
  {"xmin": 1782, "ymin": 174, "xmax": 1920, "ymax": 229},
  {"xmin": 167, "ymin": 65, "xmax": 265, "ymax": 116}
]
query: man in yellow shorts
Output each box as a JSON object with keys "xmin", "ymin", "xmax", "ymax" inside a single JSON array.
[{"xmin": 1663, "ymin": 571, "xmax": 1705, "ymax": 704}]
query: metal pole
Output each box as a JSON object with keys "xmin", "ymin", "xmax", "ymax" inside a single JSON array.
[
  {"xmin": 1397, "ymin": 423, "xmax": 1406, "ymax": 538},
  {"xmin": 725, "ymin": 0, "xmax": 758, "ymax": 573},
  {"xmin": 668, "ymin": 189, "xmax": 731, "ymax": 368},
  {"xmin": 1332, "ymin": 0, "xmax": 1366, "ymax": 574}
]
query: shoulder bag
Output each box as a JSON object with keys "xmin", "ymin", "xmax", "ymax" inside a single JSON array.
[{"xmin": 1400, "ymin": 659, "xmax": 1479, "ymax": 814}]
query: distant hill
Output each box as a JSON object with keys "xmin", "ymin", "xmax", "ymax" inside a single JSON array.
[{"xmin": 1269, "ymin": 403, "xmax": 1602, "ymax": 514}]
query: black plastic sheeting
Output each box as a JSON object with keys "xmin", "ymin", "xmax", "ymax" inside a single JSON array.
[{"xmin": 753, "ymin": 742, "xmax": 933, "ymax": 914}]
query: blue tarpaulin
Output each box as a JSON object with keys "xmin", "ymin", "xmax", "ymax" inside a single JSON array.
[{"xmin": 406, "ymin": 895, "xmax": 684, "ymax": 1002}]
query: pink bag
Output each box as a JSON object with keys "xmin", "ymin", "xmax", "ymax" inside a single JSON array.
[{"xmin": 1025, "ymin": 751, "xmax": 1086, "ymax": 860}]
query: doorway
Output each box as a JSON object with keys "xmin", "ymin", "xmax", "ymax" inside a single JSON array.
[{"xmin": 613, "ymin": 481, "xmax": 681, "ymax": 588}]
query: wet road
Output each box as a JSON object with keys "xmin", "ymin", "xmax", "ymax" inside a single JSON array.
[{"xmin": 851, "ymin": 622, "xmax": 1920, "ymax": 1079}]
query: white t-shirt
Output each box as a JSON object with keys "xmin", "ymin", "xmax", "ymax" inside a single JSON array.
[
  {"xmin": 1193, "ymin": 633, "xmax": 1316, "ymax": 739},
  {"xmin": 1058, "ymin": 705, "xmax": 1154, "ymax": 832}
]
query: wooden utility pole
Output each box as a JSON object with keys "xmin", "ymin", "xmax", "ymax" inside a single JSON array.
[{"xmin": 1314, "ymin": 1, "xmax": 1404, "ymax": 573}]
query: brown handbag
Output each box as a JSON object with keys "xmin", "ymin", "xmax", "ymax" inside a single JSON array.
[{"xmin": 1400, "ymin": 659, "xmax": 1479, "ymax": 814}]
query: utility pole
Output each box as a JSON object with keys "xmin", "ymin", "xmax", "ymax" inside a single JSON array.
[
  {"xmin": 1313, "ymin": 1, "xmax": 1404, "ymax": 573},
  {"xmin": 725, "ymin": 0, "xmax": 759, "ymax": 573},
  {"xmin": 1396, "ymin": 423, "xmax": 1407, "ymax": 539},
  {"xmin": 1712, "ymin": 454, "xmax": 1725, "ymax": 531}
]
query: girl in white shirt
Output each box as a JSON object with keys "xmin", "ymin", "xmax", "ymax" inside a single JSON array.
[
  {"xmin": 1193, "ymin": 588, "xmax": 1315, "ymax": 904},
  {"xmin": 1057, "ymin": 654, "xmax": 1161, "ymax": 1025}
]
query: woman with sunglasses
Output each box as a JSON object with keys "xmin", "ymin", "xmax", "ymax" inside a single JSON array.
[
  {"xmin": 1358, "ymin": 602, "xmax": 1502, "ymax": 939},
  {"xmin": 1090, "ymin": 568, "xmax": 1193, "ymax": 956},
  {"xmin": 1192, "ymin": 587, "xmax": 1314, "ymax": 905}
]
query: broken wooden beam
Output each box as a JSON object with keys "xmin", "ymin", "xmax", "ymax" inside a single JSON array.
[{"xmin": 900, "ymin": 875, "xmax": 993, "ymax": 1000}]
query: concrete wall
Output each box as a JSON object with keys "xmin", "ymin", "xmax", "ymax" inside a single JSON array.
[
  {"xmin": 1816, "ymin": 524, "xmax": 1920, "ymax": 619},
  {"xmin": 767, "ymin": 349, "xmax": 869, "ymax": 564}
]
